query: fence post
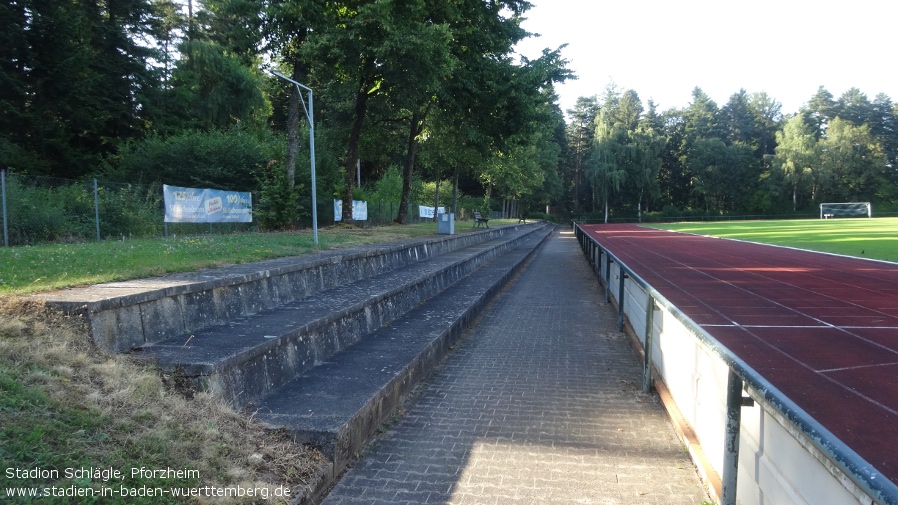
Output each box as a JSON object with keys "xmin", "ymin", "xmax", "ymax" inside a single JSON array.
[
  {"xmin": 2, "ymin": 170, "xmax": 8, "ymax": 247},
  {"xmin": 93, "ymin": 178, "xmax": 101, "ymax": 241},
  {"xmin": 642, "ymin": 296, "xmax": 656, "ymax": 393},
  {"xmin": 604, "ymin": 255, "xmax": 611, "ymax": 303},
  {"xmin": 722, "ymin": 369, "xmax": 743, "ymax": 505},
  {"xmin": 617, "ymin": 271, "xmax": 627, "ymax": 331}
]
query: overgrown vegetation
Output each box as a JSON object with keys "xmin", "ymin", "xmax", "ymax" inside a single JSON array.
[
  {"xmin": 0, "ymin": 299, "xmax": 325, "ymax": 504},
  {"xmin": 1, "ymin": 175, "xmax": 164, "ymax": 245},
  {"xmin": 2, "ymin": 0, "xmax": 568, "ymax": 228},
  {"xmin": 0, "ymin": 222, "xmax": 532, "ymax": 502},
  {"xmin": 4, "ymin": 0, "xmax": 898, "ymax": 238}
]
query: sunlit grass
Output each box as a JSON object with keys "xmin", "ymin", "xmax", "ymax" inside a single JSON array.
[
  {"xmin": 649, "ymin": 217, "xmax": 898, "ymax": 263},
  {"xmin": 0, "ymin": 220, "xmax": 524, "ymax": 296}
]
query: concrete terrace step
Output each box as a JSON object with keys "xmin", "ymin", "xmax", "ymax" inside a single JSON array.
[
  {"xmin": 254, "ymin": 228, "xmax": 554, "ymax": 495},
  {"xmin": 35, "ymin": 223, "xmax": 543, "ymax": 352},
  {"xmin": 137, "ymin": 224, "xmax": 552, "ymax": 407}
]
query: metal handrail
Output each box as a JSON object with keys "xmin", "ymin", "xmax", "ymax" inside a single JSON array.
[{"xmin": 575, "ymin": 224, "xmax": 898, "ymax": 505}]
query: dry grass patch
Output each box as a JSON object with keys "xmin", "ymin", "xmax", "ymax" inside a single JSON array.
[{"xmin": 0, "ymin": 298, "xmax": 326, "ymax": 504}]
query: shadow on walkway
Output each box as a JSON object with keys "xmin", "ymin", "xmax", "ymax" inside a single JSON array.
[{"xmin": 322, "ymin": 229, "xmax": 708, "ymax": 505}]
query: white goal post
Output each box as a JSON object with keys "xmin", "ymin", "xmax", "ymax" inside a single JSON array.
[{"xmin": 819, "ymin": 202, "xmax": 872, "ymax": 218}]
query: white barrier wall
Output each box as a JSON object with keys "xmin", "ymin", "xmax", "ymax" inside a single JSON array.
[{"xmin": 607, "ymin": 260, "xmax": 874, "ymax": 505}]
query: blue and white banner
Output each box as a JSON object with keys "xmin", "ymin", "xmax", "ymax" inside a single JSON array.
[
  {"xmin": 333, "ymin": 200, "xmax": 368, "ymax": 221},
  {"xmin": 418, "ymin": 205, "xmax": 445, "ymax": 219},
  {"xmin": 163, "ymin": 184, "xmax": 252, "ymax": 223}
]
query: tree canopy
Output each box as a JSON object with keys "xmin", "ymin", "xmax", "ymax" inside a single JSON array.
[{"xmin": 3, "ymin": 0, "xmax": 897, "ymax": 226}]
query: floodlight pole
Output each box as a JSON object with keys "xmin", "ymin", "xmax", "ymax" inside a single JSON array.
[{"xmin": 272, "ymin": 70, "xmax": 318, "ymax": 245}]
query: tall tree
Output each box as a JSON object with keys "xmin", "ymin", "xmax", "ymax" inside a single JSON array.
[
  {"xmin": 0, "ymin": 0, "xmax": 159, "ymax": 176},
  {"xmin": 657, "ymin": 108, "xmax": 689, "ymax": 210},
  {"xmin": 687, "ymin": 138, "xmax": 755, "ymax": 213},
  {"xmin": 392, "ymin": 0, "xmax": 569, "ymax": 222},
  {"xmin": 838, "ymin": 88, "xmax": 875, "ymax": 128},
  {"xmin": 677, "ymin": 88, "xmax": 721, "ymax": 209},
  {"xmin": 817, "ymin": 118, "xmax": 886, "ymax": 202},
  {"xmin": 200, "ymin": 0, "xmax": 264, "ymax": 66},
  {"xmin": 682, "ymin": 87, "xmax": 721, "ymax": 143},
  {"xmin": 303, "ymin": 0, "xmax": 456, "ymax": 222},
  {"xmin": 773, "ymin": 114, "xmax": 818, "ymax": 209},
  {"xmin": 805, "ymin": 86, "xmax": 838, "ymax": 138},
  {"xmin": 0, "ymin": 0, "xmax": 36, "ymax": 170},
  {"xmin": 588, "ymin": 85, "xmax": 630, "ymax": 222},
  {"xmin": 149, "ymin": 0, "xmax": 186, "ymax": 86},
  {"xmin": 721, "ymin": 89, "xmax": 755, "ymax": 146},
  {"xmin": 747, "ymin": 91, "xmax": 783, "ymax": 158},
  {"xmin": 264, "ymin": 0, "xmax": 322, "ymax": 190},
  {"xmin": 166, "ymin": 39, "xmax": 268, "ymax": 130},
  {"xmin": 565, "ymin": 96, "xmax": 599, "ymax": 212},
  {"xmin": 870, "ymin": 93, "xmax": 898, "ymax": 184},
  {"xmin": 629, "ymin": 109, "xmax": 665, "ymax": 220}
]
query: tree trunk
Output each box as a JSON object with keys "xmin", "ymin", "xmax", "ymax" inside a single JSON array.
[
  {"xmin": 285, "ymin": 87, "xmax": 299, "ymax": 190},
  {"xmin": 396, "ymin": 109, "xmax": 427, "ymax": 224},
  {"xmin": 187, "ymin": 0, "xmax": 194, "ymax": 41},
  {"xmin": 452, "ymin": 166, "xmax": 460, "ymax": 216},
  {"xmin": 638, "ymin": 189, "xmax": 644, "ymax": 223},
  {"xmin": 592, "ymin": 184, "xmax": 596, "ymax": 212},
  {"xmin": 603, "ymin": 190, "xmax": 609, "ymax": 223},
  {"xmin": 343, "ymin": 80, "xmax": 370, "ymax": 223},
  {"xmin": 433, "ymin": 176, "xmax": 440, "ymax": 222}
]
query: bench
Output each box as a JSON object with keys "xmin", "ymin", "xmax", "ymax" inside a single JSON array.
[{"xmin": 473, "ymin": 211, "xmax": 490, "ymax": 228}]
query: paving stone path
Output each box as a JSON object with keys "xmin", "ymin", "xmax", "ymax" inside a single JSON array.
[{"xmin": 321, "ymin": 229, "xmax": 709, "ymax": 505}]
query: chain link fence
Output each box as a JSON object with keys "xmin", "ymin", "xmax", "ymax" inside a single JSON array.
[{"xmin": 1, "ymin": 171, "xmax": 488, "ymax": 246}]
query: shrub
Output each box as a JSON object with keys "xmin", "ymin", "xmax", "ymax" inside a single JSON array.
[{"xmin": 255, "ymin": 160, "xmax": 303, "ymax": 230}]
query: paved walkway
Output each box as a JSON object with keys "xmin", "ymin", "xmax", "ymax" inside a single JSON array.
[{"xmin": 321, "ymin": 229, "xmax": 708, "ymax": 505}]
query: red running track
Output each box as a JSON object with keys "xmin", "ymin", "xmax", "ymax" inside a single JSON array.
[{"xmin": 581, "ymin": 224, "xmax": 898, "ymax": 484}]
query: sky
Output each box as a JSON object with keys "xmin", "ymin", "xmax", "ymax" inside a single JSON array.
[{"xmin": 513, "ymin": 0, "xmax": 898, "ymax": 118}]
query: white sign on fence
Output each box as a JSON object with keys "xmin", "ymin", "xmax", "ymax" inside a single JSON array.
[
  {"xmin": 163, "ymin": 184, "xmax": 252, "ymax": 223},
  {"xmin": 333, "ymin": 200, "xmax": 368, "ymax": 221},
  {"xmin": 418, "ymin": 205, "xmax": 445, "ymax": 219}
]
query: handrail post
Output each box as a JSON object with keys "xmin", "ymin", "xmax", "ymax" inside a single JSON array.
[
  {"xmin": 617, "ymin": 271, "xmax": 627, "ymax": 331},
  {"xmin": 604, "ymin": 255, "xmax": 611, "ymax": 303},
  {"xmin": 722, "ymin": 369, "xmax": 743, "ymax": 505},
  {"xmin": 579, "ymin": 228, "xmax": 898, "ymax": 504},
  {"xmin": 642, "ymin": 296, "xmax": 656, "ymax": 393}
]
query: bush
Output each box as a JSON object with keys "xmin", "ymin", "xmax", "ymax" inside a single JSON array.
[
  {"xmin": 255, "ymin": 160, "xmax": 303, "ymax": 231},
  {"xmin": 4, "ymin": 176, "xmax": 95, "ymax": 244},
  {"xmin": 109, "ymin": 128, "xmax": 280, "ymax": 191},
  {"xmin": 368, "ymin": 166, "xmax": 408, "ymax": 203},
  {"xmin": 98, "ymin": 183, "xmax": 163, "ymax": 238}
]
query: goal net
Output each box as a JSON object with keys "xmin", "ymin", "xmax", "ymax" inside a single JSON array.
[{"xmin": 819, "ymin": 202, "xmax": 872, "ymax": 218}]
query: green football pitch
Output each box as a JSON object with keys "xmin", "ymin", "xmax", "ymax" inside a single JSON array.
[{"xmin": 649, "ymin": 217, "xmax": 898, "ymax": 263}]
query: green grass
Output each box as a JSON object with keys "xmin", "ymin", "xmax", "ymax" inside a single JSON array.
[
  {"xmin": 0, "ymin": 219, "xmax": 526, "ymax": 502},
  {"xmin": 0, "ymin": 303, "xmax": 323, "ymax": 503},
  {"xmin": 0, "ymin": 366, "xmax": 200, "ymax": 504},
  {"xmin": 649, "ymin": 217, "xmax": 898, "ymax": 263},
  {"xmin": 0, "ymin": 220, "xmax": 522, "ymax": 296}
]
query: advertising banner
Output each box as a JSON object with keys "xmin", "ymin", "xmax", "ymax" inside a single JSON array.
[
  {"xmin": 418, "ymin": 205, "xmax": 445, "ymax": 219},
  {"xmin": 163, "ymin": 184, "xmax": 252, "ymax": 223},
  {"xmin": 333, "ymin": 200, "xmax": 368, "ymax": 221}
]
